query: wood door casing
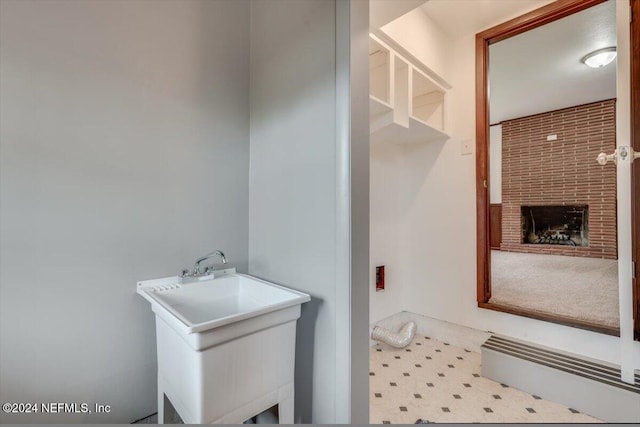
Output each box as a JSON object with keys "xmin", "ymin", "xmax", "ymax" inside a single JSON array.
[
  {"xmin": 476, "ymin": 0, "xmax": 608, "ymax": 306},
  {"xmin": 632, "ymin": 0, "xmax": 639, "ymax": 341},
  {"xmin": 475, "ymin": 0, "xmax": 623, "ymax": 336}
]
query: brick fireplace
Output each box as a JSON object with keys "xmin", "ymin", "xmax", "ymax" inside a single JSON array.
[
  {"xmin": 521, "ymin": 205, "xmax": 588, "ymax": 247},
  {"xmin": 500, "ymin": 99, "xmax": 617, "ymax": 259}
]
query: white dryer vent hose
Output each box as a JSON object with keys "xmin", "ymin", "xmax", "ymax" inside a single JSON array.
[{"xmin": 371, "ymin": 321, "xmax": 417, "ymax": 348}]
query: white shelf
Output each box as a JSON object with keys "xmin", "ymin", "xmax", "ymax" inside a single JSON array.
[
  {"xmin": 371, "ymin": 116, "xmax": 449, "ymax": 145},
  {"xmin": 411, "ymin": 68, "xmax": 445, "ymax": 133},
  {"xmin": 370, "ymin": 36, "xmax": 391, "ymax": 105},
  {"xmin": 370, "ymin": 95, "xmax": 394, "ymax": 134},
  {"xmin": 370, "ymin": 95, "xmax": 392, "ymax": 117},
  {"xmin": 368, "ymin": 33, "xmax": 449, "ymax": 144}
]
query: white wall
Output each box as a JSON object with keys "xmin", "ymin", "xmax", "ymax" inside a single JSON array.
[
  {"xmin": 248, "ymin": 0, "xmax": 357, "ymax": 422},
  {"xmin": 341, "ymin": 0, "xmax": 371, "ymax": 422},
  {"xmin": 370, "ymin": 142, "xmax": 407, "ymax": 323},
  {"xmin": 0, "ymin": 0, "xmax": 250, "ymax": 423},
  {"xmin": 368, "ymin": 3, "xmax": 454, "ymax": 325},
  {"xmin": 382, "ymin": 2, "xmax": 640, "ymax": 369},
  {"xmin": 489, "ymin": 124, "xmax": 502, "ymax": 204}
]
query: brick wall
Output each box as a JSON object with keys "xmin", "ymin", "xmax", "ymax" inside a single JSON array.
[{"xmin": 500, "ymin": 99, "xmax": 617, "ymax": 259}]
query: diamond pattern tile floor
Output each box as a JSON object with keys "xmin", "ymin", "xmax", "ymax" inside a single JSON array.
[{"xmin": 370, "ymin": 334, "xmax": 602, "ymax": 424}]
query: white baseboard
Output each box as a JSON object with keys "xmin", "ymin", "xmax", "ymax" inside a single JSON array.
[{"xmin": 369, "ymin": 311, "xmax": 491, "ymax": 352}]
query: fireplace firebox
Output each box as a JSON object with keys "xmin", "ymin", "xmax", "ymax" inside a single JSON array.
[{"xmin": 521, "ymin": 205, "xmax": 588, "ymax": 247}]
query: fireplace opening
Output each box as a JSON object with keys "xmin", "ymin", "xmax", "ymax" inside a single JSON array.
[{"xmin": 521, "ymin": 205, "xmax": 589, "ymax": 247}]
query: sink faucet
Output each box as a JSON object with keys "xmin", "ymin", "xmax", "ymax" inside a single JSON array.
[{"xmin": 192, "ymin": 250, "xmax": 227, "ymax": 275}]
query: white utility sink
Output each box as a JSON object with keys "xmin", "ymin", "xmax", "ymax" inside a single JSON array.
[
  {"xmin": 137, "ymin": 270, "xmax": 309, "ymax": 334},
  {"xmin": 137, "ymin": 269, "xmax": 310, "ymax": 424}
]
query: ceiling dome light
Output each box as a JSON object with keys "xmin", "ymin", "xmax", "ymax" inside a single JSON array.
[{"xmin": 582, "ymin": 47, "xmax": 617, "ymax": 68}]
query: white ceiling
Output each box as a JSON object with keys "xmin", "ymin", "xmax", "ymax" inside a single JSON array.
[
  {"xmin": 418, "ymin": 0, "xmax": 616, "ymax": 124},
  {"xmin": 488, "ymin": 0, "xmax": 616, "ymax": 123},
  {"xmin": 421, "ymin": 0, "xmax": 555, "ymax": 41},
  {"xmin": 370, "ymin": 0, "xmax": 428, "ymax": 29}
]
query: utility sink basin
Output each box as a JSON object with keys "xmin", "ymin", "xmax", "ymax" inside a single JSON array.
[
  {"xmin": 136, "ymin": 269, "xmax": 310, "ymax": 423},
  {"xmin": 137, "ymin": 270, "xmax": 310, "ymax": 335}
]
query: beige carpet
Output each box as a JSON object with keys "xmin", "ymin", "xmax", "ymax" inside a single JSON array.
[{"xmin": 490, "ymin": 250, "xmax": 619, "ymax": 329}]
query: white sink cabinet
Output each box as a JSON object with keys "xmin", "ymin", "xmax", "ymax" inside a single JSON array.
[{"xmin": 137, "ymin": 269, "xmax": 310, "ymax": 424}]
